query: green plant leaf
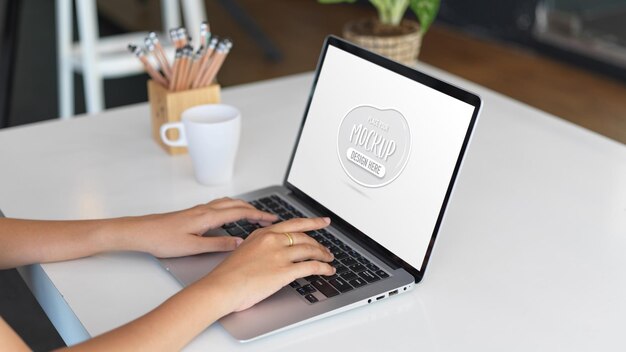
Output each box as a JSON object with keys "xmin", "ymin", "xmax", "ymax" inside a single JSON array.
[{"xmin": 409, "ymin": 0, "xmax": 440, "ymax": 34}]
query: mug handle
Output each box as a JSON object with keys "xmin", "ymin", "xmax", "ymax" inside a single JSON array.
[{"xmin": 160, "ymin": 122, "xmax": 187, "ymax": 147}]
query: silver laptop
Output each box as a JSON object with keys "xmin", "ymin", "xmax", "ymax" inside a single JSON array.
[{"xmin": 159, "ymin": 36, "xmax": 482, "ymax": 342}]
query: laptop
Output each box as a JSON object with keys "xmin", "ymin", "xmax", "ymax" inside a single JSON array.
[{"xmin": 158, "ymin": 35, "xmax": 482, "ymax": 342}]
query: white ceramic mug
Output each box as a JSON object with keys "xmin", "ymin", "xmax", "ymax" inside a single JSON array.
[{"xmin": 160, "ymin": 104, "xmax": 241, "ymax": 185}]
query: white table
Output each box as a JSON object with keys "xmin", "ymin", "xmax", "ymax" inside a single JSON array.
[{"xmin": 1, "ymin": 66, "xmax": 625, "ymax": 351}]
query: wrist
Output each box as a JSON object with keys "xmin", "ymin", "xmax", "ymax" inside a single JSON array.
[
  {"xmin": 193, "ymin": 273, "xmax": 240, "ymax": 317},
  {"xmin": 91, "ymin": 216, "xmax": 150, "ymax": 253}
]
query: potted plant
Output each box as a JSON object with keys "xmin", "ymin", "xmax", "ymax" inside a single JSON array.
[{"xmin": 319, "ymin": 0, "xmax": 440, "ymax": 64}]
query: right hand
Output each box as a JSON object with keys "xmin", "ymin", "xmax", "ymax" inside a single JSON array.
[{"xmin": 201, "ymin": 217, "xmax": 335, "ymax": 313}]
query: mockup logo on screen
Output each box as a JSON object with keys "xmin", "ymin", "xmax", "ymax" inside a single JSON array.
[{"xmin": 337, "ymin": 105, "xmax": 411, "ymax": 187}]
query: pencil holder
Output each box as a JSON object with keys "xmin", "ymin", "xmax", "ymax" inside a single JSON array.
[{"xmin": 148, "ymin": 80, "xmax": 221, "ymax": 154}]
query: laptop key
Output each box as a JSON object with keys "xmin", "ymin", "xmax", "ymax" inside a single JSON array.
[
  {"xmin": 366, "ymin": 263, "xmax": 380, "ymax": 272},
  {"xmin": 341, "ymin": 258, "xmax": 358, "ymax": 266},
  {"xmin": 319, "ymin": 239, "xmax": 332, "ymax": 248},
  {"xmin": 242, "ymin": 224, "xmax": 257, "ymax": 233},
  {"xmin": 311, "ymin": 278, "xmax": 340, "ymax": 298},
  {"xmin": 334, "ymin": 251, "xmax": 349, "ymax": 260},
  {"xmin": 305, "ymin": 294, "xmax": 318, "ymax": 303},
  {"xmin": 335, "ymin": 265, "xmax": 349, "ymax": 274},
  {"xmin": 376, "ymin": 270, "xmax": 389, "ymax": 278},
  {"xmin": 324, "ymin": 273, "xmax": 339, "ymax": 281},
  {"xmin": 304, "ymin": 275, "xmax": 320, "ymax": 282},
  {"xmin": 330, "ymin": 247, "xmax": 343, "ymax": 257},
  {"xmin": 267, "ymin": 201, "xmax": 281, "ymax": 209},
  {"xmin": 349, "ymin": 278, "xmax": 367, "ymax": 288},
  {"xmin": 358, "ymin": 270, "xmax": 380, "ymax": 283},
  {"xmin": 308, "ymin": 233, "xmax": 322, "ymax": 241},
  {"xmin": 347, "ymin": 250, "xmax": 362, "ymax": 258},
  {"xmin": 340, "ymin": 271, "xmax": 358, "ymax": 281},
  {"xmin": 339, "ymin": 244, "xmax": 352, "ymax": 252},
  {"xmin": 322, "ymin": 232, "xmax": 335, "ymax": 240},
  {"xmin": 259, "ymin": 197, "xmax": 273, "ymax": 205},
  {"xmin": 226, "ymin": 227, "xmax": 244, "ymax": 237},
  {"xmin": 349, "ymin": 263, "xmax": 366, "ymax": 272},
  {"xmin": 223, "ymin": 222, "xmax": 236, "ymax": 229},
  {"xmin": 329, "ymin": 278, "xmax": 353, "ymax": 293},
  {"xmin": 302, "ymin": 284, "xmax": 316, "ymax": 293},
  {"xmin": 358, "ymin": 257, "xmax": 370, "ymax": 265},
  {"xmin": 289, "ymin": 281, "xmax": 300, "ymax": 288}
]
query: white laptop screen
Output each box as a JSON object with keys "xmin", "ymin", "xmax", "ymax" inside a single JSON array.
[{"xmin": 287, "ymin": 45, "xmax": 475, "ymax": 270}]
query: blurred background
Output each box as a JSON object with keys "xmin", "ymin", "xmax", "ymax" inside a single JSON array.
[
  {"xmin": 1, "ymin": 1, "xmax": 625, "ymax": 350},
  {"xmin": 1, "ymin": 0, "xmax": 625, "ymax": 142}
]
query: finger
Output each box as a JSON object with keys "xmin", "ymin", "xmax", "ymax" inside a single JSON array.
[
  {"xmin": 257, "ymin": 220, "xmax": 274, "ymax": 227},
  {"xmin": 188, "ymin": 235, "xmax": 243, "ymax": 254},
  {"xmin": 280, "ymin": 231, "xmax": 322, "ymax": 247},
  {"xmin": 287, "ymin": 243, "xmax": 333, "ymax": 263},
  {"xmin": 209, "ymin": 198, "xmax": 256, "ymax": 210},
  {"xmin": 155, "ymin": 235, "xmax": 242, "ymax": 258},
  {"xmin": 216, "ymin": 207, "xmax": 278, "ymax": 225},
  {"xmin": 289, "ymin": 260, "xmax": 336, "ymax": 279},
  {"xmin": 247, "ymin": 214, "xmax": 278, "ymax": 226},
  {"xmin": 206, "ymin": 197, "xmax": 232, "ymax": 207},
  {"xmin": 268, "ymin": 217, "xmax": 330, "ymax": 234}
]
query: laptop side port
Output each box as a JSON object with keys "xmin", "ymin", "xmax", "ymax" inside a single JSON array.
[
  {"xmin": 389, "ymin": 289, "xmax": 398, "ymax": 296},
  {"xmin": 376, "ymin": 295, "xmax": 385, "ymax": 301}
]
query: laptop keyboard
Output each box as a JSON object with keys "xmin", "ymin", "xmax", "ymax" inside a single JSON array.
[{"xmin": 222, "ymin": 194, "xmax": 389, "ymax": 304}]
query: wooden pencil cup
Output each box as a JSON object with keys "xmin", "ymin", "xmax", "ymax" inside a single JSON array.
[{"xmin": 147, "ymin": 80, "xmax": 221, "ymax": 155}]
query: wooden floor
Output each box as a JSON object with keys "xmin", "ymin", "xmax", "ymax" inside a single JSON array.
[{"xmin": 103, "ymin": 0, "xmax": 626, "ymax": 144}]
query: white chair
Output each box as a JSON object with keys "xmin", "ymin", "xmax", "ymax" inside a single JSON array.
[{"xmin": 56, "ymin": 0, "xmax": 206, "ymax": 119}]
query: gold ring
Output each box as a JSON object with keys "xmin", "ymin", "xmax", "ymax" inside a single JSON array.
[{"xmin": 283, "ymin": 232, "xmax": 294, "ymax": 247}]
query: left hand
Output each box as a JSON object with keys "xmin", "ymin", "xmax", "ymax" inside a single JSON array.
[{"xmin": 117, "ymin": 197, "xmax": 277, "ymax": 258}]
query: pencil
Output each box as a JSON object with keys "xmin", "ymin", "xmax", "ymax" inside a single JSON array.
[
  {"xmin": 128, "ymin": 44, "xmax": 168, "ymax": 87},
  {"xmin": 169, "ymin": 49, "xmax": 182, "ymax": 91},
  {"xmin": 144, "ymin": 37, "xmax": 169, "ymax": 83},
  {"xmin": 199, "ymin": 39, "xmax": 232, "ymax": 87},
  {"xmin": 148, "ymin": 32, "xmax": 172, "ymax": 80},
  {"xmin": 177, "ymin": 46, "xmax": 192, "ymax": 91},
  {"xmin": 200, "ymin": 21, "xmax": 210, "ymax": 47},
  {"xmin": 205, "ymin": 40, "xmax": 232, "ymax": 86},
  {"xmin": 186, "ymin": 47, "xmax": 203, "ymax": 90},
  {"xmin": 192, "ymin": 37, "xmax": 218, "ymax": 89},
  {"xmin": 169, "ymin": 28, "xmax": 178, "ymax": 48},
  {"xmin": 177, "ymin": 27, "xmax": 188, "ymax": 48}
]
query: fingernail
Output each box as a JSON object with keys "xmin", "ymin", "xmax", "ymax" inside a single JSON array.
[
  {"xmin": 234, "ymin": 237, "xmax": 244, "ymax": 247},
  {"xmin": 322, "ymin": 217, "xmax": 330, "ymax": 224}
]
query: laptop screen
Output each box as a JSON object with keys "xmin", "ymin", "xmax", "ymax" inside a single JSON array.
[{"xmin": 287, "ymin": 42, "xmax": 477, "ymax": 272}]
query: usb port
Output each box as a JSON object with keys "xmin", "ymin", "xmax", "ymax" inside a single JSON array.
[
  {"xmin": 376, "ymin": 295, "xmax": 385, "ymax": 301},
  {"xmin": 389, "ymin": 289, "xmax": 398, "ymax": 296}
]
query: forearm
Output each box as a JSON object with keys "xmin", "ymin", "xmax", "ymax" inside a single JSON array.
[
  {"xmin": 0, "ymin": 318, "xmax": 30, "ymax": 352},
  {"xmin": 63, "ymin": 276, "xmax": 232, "ymax": 351},
  {"xmin": 0, "ymin": 217, "xmax": 146, "ymax": 269}
]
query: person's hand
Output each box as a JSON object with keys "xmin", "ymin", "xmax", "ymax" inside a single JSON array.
[
  {"xmin": 117, "ymin": 197, "xmax": 278, "ymax": 258},
  {"xmin": 198, "ymin": 217, "xmax": 335, "ymax": 313}
]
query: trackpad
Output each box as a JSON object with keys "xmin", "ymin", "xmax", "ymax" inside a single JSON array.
[{"xmin": 160, "ymin": 229, "xmax": 233, "ymax": 286}]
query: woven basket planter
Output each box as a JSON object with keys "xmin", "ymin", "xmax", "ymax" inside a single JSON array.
[{"xmin": 343, "ymin": 18, "xmax": 422, "ymax": 66}]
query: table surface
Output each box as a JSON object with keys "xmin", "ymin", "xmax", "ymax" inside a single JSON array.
[{"xmin": 1, "ymin": 64, "xmax": 625, "ymax": 351}]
